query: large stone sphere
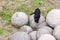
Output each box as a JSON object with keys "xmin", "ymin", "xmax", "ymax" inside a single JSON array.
[
  {"xmin": 37, "ymin": 27, "xmax": 53, "ymax": 38},
  {"xmin": 11, "ymin": 12, "xmax": 28, "ymax": 27},
  {"xmin": 20, "ymin": 25, "xmax": 33, "ymax": 33},
  {"xmin": 53, "ymin": 25, "xmax": 60, "ymax": 40},
  {"xmin": 29, "ymin": 31, "xmax": 37, "ymax": 40},
  {"xmin": 46, "ymin": 9, "xmax": 60, "ymax": 28},
  {"xmin": 38, "ymin": 34, "xmax": 56, "ymax": 40},
  {"xmin": 10, "ymin": 31, "xmax": 30, "ymax": 40},
  {"xmin": 29, "ymin": 14, "xmax": 45, "ymax": 29},
  {"xmin": 37, "ymin": 22, "xmax": 47, "ymax": 29}
]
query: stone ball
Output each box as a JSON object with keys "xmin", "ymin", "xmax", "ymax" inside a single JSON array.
[
  {"xmin": 46, "ymin": 9, "xmax": 60, "ymax": 28},
  {"xmin": 11, "ymin": 12, "xmax": 28, "ymax": 27},
  {"xmin": 10, "ymin": 31, "xmax": 30, "ymax": 40},
  {"xmin": 38, "ymin": 34, "xmax": 56, "ymax": 40},
  {"xmin": 20, "ymin": 25, "xmax": 33, "ymax": 33}
]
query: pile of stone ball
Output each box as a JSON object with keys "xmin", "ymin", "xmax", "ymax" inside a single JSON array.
[{"xmin": 10, "ymin": 8, "xmax": 60, "ymax": 40}]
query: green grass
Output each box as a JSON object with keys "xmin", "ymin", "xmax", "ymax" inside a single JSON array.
[
  {"xmin": 3, "ymin": 5, "xmax": 15, "ymax": 13},
  {"xmin": 0, "ymin": 11, "xmax": 12, "ymax": 25},
  {"xmin": 33, "ymin": 0, "xmax": 40, "ymax": 6},
  {"xmin": 0, "ymin": 11, "xmax": 5, "ymax": 17},
  {"xmin": 39, "ymin": 0, "xmax": 45, "ymax": 6},
  {"xmin": 2, "ymin": 13, "xmax": 12, "ymax": 20},
  {"xmin": 16, "ymin": 4, "xmax": 33, "ymax": 15},
  {"xmin": 46, "ymin": 6, "xmax": 53, "ymax": 13},
  {"xmin": 8, "ymin": 29, "xmax": 12, "ymax": 33},
  {"xmin": 0, "ymin": 0, "xmax": 52, "ymax": 25},
  {"xmin": 2, "ymin": 13, "xmax": 12, "ymax": 25},
  {"xmin": 0, "ymin": 28, "xmax": 4, "ymax": 35},
  {"xmin": 33, "ymin": 0, "xmax": 45, "ymax": 6}
]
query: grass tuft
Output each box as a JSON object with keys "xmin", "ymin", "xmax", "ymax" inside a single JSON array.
[
  {"xmin": 0, "ymin": 28, "xmax": 4, "ymax": 35},
  {"xmin": 46, "ymin": 6, "xmax": 53, "ymax": 13},
  {"xmin": 33, "ymin": 0, "xmax": 45, "ymax": 6},
  {"xmin": 8, "ymin": 29, "xmax": 12, "ymax": 33},
  {"xmin": 16, "ymin": 4, "xmax": 32, "ymax": 15},
  {"xmin": 0, "ymin": 11, "xmax": 12, "ymax": 25}
]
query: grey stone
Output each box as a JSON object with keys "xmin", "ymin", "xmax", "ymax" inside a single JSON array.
[
  {"xmin": 10, "ymin": 31, "xmax": 30, "ymax": 40},
  {"xmin": 11, "ymin": 12, "xmax": 28, "ymax": 27}
]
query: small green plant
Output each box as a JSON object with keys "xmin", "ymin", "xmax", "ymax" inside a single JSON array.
[
  {"xmin": 33, "ymin": 0, "xmax": 45, "ymax": 6},
  {"xmin": 6, "ymin": 19, "xmax": 11, "ymax": 25},
  {"xmin": 0, "ymin": 11, "xmax": 6, "ymax": 23},
  {"xmin": 33, "ymin": 0, "xmax": 40, "ymax": 6},
  {"xmin": 39, "ymin": 0, "xmax": 45, "ymax": 5},
  {"xmin": 0, "ymin": 28, "xmax": 4, "ymax": 35},
  {"xmin": 0, "ymin": 11, "xmax": 12, "ymax": 24},
  {"xmin": 2, "ymin": 13, "xmax": 12, "ymax": 25},
  {"xmin": 46, "ymin": 6, "xmax": 53, "ymax": 13},
  {"xmin": 2, "ymin": 13, "xmax": 12, "ymax": 20},
  {"xmin": 0, "ymin": 11, "xmax": 5, "ymax": 16},
  {"xmin": 8, "ymin": 29, "xmax": 12, "ymax": 33}
]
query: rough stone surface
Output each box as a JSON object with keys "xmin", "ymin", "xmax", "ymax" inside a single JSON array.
[
  {"xmin": 37, "ymin": 22, "xmax": 47, "ymax": 29},
  {"xmin": 29, "ymin": 31, "xmax": 37, "ymax": 40},
  {"xmin": 20, "ymin": 25, "xmax": 33, "ymax": 33},
  {"xmin": 53, "ymin": 25, "xmax": 60, "ymax": 40},
  {"xmin": 46, "ymin": 9, "xmax": 60, "ymax": 28},
  {"xmin": 11, "ymin": 12, "xmax": 28, "ymax": 27},
  {"xmin": 10, "ymin": 31, "xmax": 30, "ymax": 40},
  {"xmin": 37, "ymin": 27, "xmax": 53, "ymax": 38},
  {"xmin": 29, "ymin": 14, "xmax": 45, "ymax": 29},
  {"xmin": 38, "ymin": 34, "xmax": 56, "ymax": 40}
]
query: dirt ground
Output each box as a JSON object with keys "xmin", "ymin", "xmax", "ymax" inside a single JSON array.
[{"xmin": 0, "ymin": 0, "xmax": 60, "ymax": 40}]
